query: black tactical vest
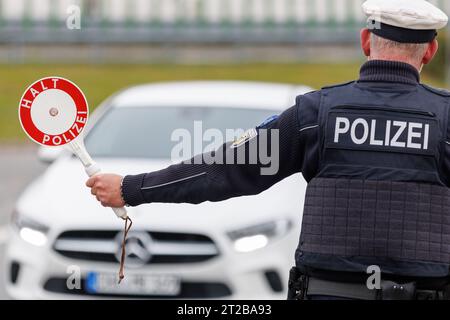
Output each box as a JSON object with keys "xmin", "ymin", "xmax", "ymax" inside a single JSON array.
[{"xmin": 297, "ymin": 77, "xmax": 450, "ymax": 277}]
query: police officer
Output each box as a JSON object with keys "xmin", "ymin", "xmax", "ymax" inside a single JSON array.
[{"xmin": 87, "ymin": 0, "xmax": 450, "ymax": 300}]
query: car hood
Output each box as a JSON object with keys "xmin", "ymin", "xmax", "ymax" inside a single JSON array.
[{"xmin": 16, "ymin": 156, "xmax": 306, "ymax": 232}]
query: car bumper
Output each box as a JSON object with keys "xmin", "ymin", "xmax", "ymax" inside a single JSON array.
[{"xmin": 4, "ymin": 226, "xmax": 297, "ymax": 300}]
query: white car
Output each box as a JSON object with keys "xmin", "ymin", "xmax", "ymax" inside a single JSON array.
[{"xmin": 4, "ymin": 81, "xmax": 312, "ymax": 300}]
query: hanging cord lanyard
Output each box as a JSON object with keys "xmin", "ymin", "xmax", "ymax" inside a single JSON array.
[{"xmin": 118, "ymin": 216, "xmax": 133, "ymax": 284}]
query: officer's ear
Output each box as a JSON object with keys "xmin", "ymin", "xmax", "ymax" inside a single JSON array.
[
  {"xmin": 422, "ymin": 39, "xmax": 439, "ymax": 65},
  {"xmin": 360, "ymin": 28, "xmax": 371, "ymax": 57}
]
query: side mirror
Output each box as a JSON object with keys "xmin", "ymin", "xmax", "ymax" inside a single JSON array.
[{"xmin": 37, "ymin": 146, "xmax": 66, "ymax": 164}]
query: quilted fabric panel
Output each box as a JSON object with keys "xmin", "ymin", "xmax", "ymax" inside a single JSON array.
[{"xmin": 300, "ymin": 178, "xmax": 450, "ymax": 264}]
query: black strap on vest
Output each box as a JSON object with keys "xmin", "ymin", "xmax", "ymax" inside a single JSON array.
[{"xmin": 300, "ymin": 178, "xmax": 450, "ymax": 265}]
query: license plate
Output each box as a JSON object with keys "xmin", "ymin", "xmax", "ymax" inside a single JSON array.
[{"xmin": 86, "ymin": 272, "xmax": 181, "ymax": 296}]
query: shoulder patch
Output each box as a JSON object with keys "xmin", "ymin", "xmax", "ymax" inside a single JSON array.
[
  {"xmin": 231, "ymin": 128, "xmax": 258, "ymax": 149},
  {"xmin": 257, "ymin": 115, "xmax": 279, "ymax": 129},
  {"xmin": 421, "ymin": 84, "xmax": 450, "ymax": 97},
  {"xmin": 321, "ymin": 80, "xmax": 355, "ymax": 90}
]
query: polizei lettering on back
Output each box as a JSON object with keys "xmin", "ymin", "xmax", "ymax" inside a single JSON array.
[
  {"xmin": 334, "ymin": 117, "xmax": 430, "ymax": 149},
  {"xmin": 326, "ymin": 109, "xmax": 438, "ymax": 156}
]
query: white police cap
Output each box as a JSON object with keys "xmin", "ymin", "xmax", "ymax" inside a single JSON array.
[{"xmin": 362, "ymin": 0, "xmax": 448, "ymax": 43}]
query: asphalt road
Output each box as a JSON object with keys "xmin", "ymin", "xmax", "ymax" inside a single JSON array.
[{"xmin": 0, "ymin": 145, "xmax": 48, "ymax": 300}]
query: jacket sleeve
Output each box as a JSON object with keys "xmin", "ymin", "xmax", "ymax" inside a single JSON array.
[{"xmin": 121, "ymin": 94, "xmax": 318, "ymax": 206}]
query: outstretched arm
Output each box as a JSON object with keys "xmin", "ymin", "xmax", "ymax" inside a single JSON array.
[{"xmin": 86, "ymin": 92, "xmax": 320, "ymax": 208}]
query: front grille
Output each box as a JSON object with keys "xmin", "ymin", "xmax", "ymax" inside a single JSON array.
[
  {"xmin": 53, "ymin": 230, "xmax": 220, "ymax": 264},
  {"xmin": 43, "ymin": 278, "xmax": 232, "ymax": 299}
]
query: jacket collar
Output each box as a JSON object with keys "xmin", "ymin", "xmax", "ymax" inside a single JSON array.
[{"xmin": 358, "ymin": 60, "xmax": 420, "ymax": 85}]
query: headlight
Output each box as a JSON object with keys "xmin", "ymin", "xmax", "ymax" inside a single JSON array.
[
  {"xmin": 12, "ymin": 210, "xmax": 49, "ymax": 247},
  {"xmin": 227, "ymin": 219, "xmax": 293, "ymax": 253}
]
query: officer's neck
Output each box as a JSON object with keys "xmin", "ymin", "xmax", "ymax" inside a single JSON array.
[{"xmin": 359, "ymin": 59, "xmax": 420, "ymax": 85}]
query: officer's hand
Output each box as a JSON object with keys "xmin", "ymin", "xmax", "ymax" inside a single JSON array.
[{"xmin": 86, "ymin": 174, "xmax": 126, "ymax": 208}]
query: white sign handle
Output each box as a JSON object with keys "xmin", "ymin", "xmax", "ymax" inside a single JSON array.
[
  {"xmin": 70, "ymin": 138, "xmax": 128, "ymax": 220},
  {"xmin": 85, "ymin": 163, "xmax": 128, "ymax": 219}
]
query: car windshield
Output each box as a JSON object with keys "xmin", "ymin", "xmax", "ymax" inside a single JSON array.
[{"xmin": 85, "ymin": 106, "xmax": 278, "ymax": 159}]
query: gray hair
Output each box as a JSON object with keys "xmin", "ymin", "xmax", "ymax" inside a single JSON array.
[{"xmin": 370, "ymin": 33, "xmax": 429, "ymax": 62}]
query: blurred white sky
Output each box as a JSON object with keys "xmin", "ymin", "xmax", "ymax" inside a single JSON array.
[
  {"xmin": 1, "ymin": 0, "xmax": 448, "ymax": 25},
  {"xmin": 0, "ymin": 0, "xmax": 373, "ymax": 23}
]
